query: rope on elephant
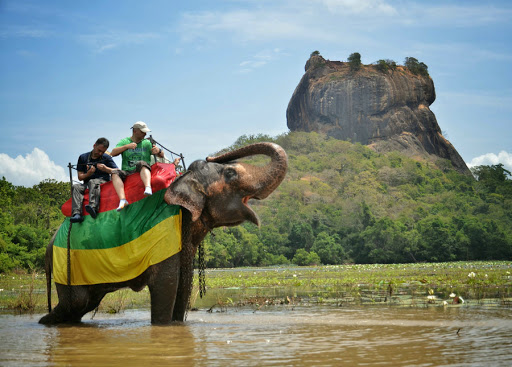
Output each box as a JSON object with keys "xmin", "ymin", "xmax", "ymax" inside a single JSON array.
[{"xmin": 147, "ymin": 135, "xmax": 187, "ymax": 171}]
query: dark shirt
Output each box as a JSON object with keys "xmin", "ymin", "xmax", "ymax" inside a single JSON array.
[{"xmin": 77, "ymin": 151, "xmax": 118, "ymax": 184}]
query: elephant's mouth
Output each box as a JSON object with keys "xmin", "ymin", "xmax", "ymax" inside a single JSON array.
[{"xmin": 242, "ymin": 195, "xmax": 260, "ymax": 226}]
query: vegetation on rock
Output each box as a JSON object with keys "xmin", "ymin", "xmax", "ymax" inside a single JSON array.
[
  {"xmin": 375, "ymin": 59, "xmax": 397, "ymax": 73},
  {"xmin": 404, "ymin": 56, "xmax": 429, "ymax": 76},
  {"xmin": 347, "ymin": 52, "xmax": 362, "ymax": 71}
]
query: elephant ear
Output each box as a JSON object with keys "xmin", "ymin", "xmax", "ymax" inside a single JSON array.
[{"xmin": 164, "ymin": 173, "xmax": 206, "ymax": 222}]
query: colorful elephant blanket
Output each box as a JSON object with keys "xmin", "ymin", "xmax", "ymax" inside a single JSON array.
[{"xmin": 53, "ymin": 188, "xmax": 182, "ymax": 286}]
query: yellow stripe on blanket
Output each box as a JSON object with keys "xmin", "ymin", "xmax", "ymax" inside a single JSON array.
[{"xmin": 53, "ymin": 213, "xmax": 182, "ymax": 285}]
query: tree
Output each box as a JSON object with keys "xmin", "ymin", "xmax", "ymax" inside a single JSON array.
[
  {"xmin": 416, "ymin": 216, "xmax": 458, "ymax": 262},
  {"xmin": 292, "ymin": 249, "xmax": 321, "ymax": 266},
  {"xmin": 310, "ymin": 50, "xmax": 321, "ymax": 57},
  {"xmin": 348, "ymin": 52, "xmax": 362, "ymax": 71},
  {"xmin": 311, "ymin": 232, "xmax": 346, "ymax": 264},
  {"xmin": 287, "ymin": 222, "xmax": 314, "ymax": 253},
  {"xmin": 360, "ymin": 201, "xmax": 375, "ymax": 228},
  {"xmin": 472, "ymin": 164, "xmax": 512, "ymax": 193},
  {"xmin": 375, "ymin": 59, "xmax": 396, "ymax": 72},
  {"xmin": 228, "ymin": 227, "xmax": 264, "ymax": 267},
  {"xmin": 203, "ymin": 232, "xmax": 233, "ymax": 268},
  {"xmin": 404, "ymin": 57, "xmax": 429, "ymax": 76}
]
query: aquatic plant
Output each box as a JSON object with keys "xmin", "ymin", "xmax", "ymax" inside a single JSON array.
[{"xmin": 0, "ymin": 261, "xmax": 510, "ymax": 313}]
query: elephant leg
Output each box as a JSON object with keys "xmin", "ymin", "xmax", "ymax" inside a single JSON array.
[
  {"xmin": 39, "ymin": 284, "xmax": 107, "ymax": 325},
  {"xmin": 147, "ymin": 255, "xmax": 180, "ymax": 325}
]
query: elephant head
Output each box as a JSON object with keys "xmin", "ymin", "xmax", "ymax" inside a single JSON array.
[{"xmin": 164, "ymin": 142, "xmax": 288, "ymax": 229}]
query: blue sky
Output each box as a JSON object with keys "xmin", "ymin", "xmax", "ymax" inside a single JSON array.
[{"xmin": 1, "ymin": 0, "xmax": 511, "ymax": 186}]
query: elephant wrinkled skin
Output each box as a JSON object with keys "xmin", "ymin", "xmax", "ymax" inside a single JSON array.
[{"xmin": 39, "ymin": 142, "xmax": 288, "ymax": 325}]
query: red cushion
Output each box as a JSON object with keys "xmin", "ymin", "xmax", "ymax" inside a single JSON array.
[{"xmin": 61, "ymin": 163, "xmax": 177, "ymax": 217}]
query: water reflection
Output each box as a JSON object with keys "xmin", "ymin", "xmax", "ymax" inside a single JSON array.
[
  {"xmin": 46, "ymin": 320, "xmax": 197, "ymax": 366},
  {"xmin": 1, "ymin": 306, "xmax": 511, "ymax": 366}
]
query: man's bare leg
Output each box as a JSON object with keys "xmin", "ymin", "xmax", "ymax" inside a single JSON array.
[
  {"xmin": 140, "ymin": 167, "xmax": 152, "ymax": 196},
  {"xmin": 112, "ymin": 174, "xmax": 129, "ymax": 211}
]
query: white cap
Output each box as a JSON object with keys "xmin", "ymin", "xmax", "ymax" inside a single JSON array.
[{"xmin": 132, "ymin": 121, "xmax": 151, "ymax": 133}]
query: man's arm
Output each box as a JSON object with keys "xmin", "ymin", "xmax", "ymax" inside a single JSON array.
[
  {"xmin": 96, "ymin": 155, "xmax": 118, "ymax": 174},
  {"xmin": 111, "ymin": 142, "xmax": 137, "ymax": 157},
  {"xmin": 78, "ymin": 165, "xmax": 96, "ymax": 181},
  {"xmin": 96, "ymin": 164, "xmax": 118, "ymax": 174},
  {"xmin": 76, "ymin": 154, "xmax": 90, "ymax": 181}
]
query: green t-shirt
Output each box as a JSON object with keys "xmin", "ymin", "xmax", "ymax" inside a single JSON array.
[{"xmin": 116, "ymin": 137, "xmax": 153, "ymax": 171}]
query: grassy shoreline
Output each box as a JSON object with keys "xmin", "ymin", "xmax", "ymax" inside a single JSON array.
[{"xmin": 1, "ymin": 261, "xmax": 511, "ymax": 314}]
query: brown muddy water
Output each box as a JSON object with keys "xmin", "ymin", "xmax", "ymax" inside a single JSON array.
[{"xmin": 1, "ymin": 306, "xmax": 511, "ymax": 366}]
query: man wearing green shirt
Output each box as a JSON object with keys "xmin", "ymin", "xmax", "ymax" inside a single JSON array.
[{"xmin": 111, "ymin": 121, "xmax": 165, "ymax": 211}]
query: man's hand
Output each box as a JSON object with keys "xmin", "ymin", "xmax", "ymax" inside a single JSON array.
[
  {"xmin": 126, "ymin": 142, "xmax": 137, "ymax": 150},
  {"xmin": 151, "ymin": 144, "xmax": 164, "ymax": 157},
  {"xmin": 87, "ymin": 165, "xmax": 97, "ymax": 174},
  {"xmin": 97, "ymin": 163, "xmax": 106, "ymax": 172}
]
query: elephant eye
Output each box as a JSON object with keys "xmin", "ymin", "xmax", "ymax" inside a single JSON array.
[{"xmin": 223, "ymin": 167, "xmax": 238, "ymax": 182}]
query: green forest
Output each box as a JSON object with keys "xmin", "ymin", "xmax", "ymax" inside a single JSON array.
[
  {"xmin": 1, "ymin": 132, "xmax": 511, "ymax": 273},
  {"xmin": 0, "ymin": 179, "xmax": 69, "ymax": 272}
]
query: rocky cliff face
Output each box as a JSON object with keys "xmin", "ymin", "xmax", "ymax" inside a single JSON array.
[{"xmin": 287, "ymin": 55, "xmax": 470, "ymax": 173}]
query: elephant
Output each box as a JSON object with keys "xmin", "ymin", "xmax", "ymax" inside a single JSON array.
[{"xmin": 39, "ymin": 142, "xmax": 288, "ymax": 325}]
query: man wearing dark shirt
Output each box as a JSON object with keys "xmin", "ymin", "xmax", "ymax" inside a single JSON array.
[{"xmin": 70, "ymin": 137, "xmax": 118, "ymax": 223}]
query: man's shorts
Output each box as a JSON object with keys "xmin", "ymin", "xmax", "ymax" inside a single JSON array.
[{"xmin": 114, "ymin": 161, "xmax": 151, "ymax": 181}]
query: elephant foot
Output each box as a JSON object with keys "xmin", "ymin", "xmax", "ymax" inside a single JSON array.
[
  {"xmin": 39, "ymin": 312, "xmax": 61, "ymax": 325},
  {"xmin": 38, "ymin": 306, "xmax": 84, "ymax": 325},
  {"xmin": 39, "ymin": 313, "xmax": 83, "ymax": 325},
  {"xmin": 150, "ymin": 318, "xmax": 174, "ymax": 325}
]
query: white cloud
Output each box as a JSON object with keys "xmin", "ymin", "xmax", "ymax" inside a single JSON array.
[
  {"xmin": 178, "ymin": 7, "xmax": 339, "ymax": 44},
  {"xmin": 0, "ymin": 25, "xmax": 53, "ymax": 39},
  {"xmin": 78, "ymin": 31, "xmax": 160, "ymax": 53},
  {"xmin": 467, "ymin": 151, "xmax": 512, "ymax": 172},
  {"xmin": 237, "ymin": 48, "xmax": 284, "ymax": 73},
  {"xmin": 318, "ymin": 0, "xmax": 397, "ymax": 15},
  {"xmin": 0, "ymin": 148, "xmax": 68, "ymax": 187},
  {"xmin": 176, "ymin": 1, "xmax": 512, "ymax": 47}
]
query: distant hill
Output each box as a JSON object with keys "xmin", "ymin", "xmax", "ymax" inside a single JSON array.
[
  {"xmin": 286, "ymin": 54, "xmax": 470, "ymax": 174},
  {"xmin": 203, "ymin": 133, "xmax": 512, "ymax": 267}
]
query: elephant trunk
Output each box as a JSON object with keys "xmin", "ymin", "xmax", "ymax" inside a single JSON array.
[{"xmin": 206, "ymin": 142, "xmax": 288, "ymax": 199}]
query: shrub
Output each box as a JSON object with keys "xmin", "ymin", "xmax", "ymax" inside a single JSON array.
[
  {"xmin": 375, "ymin": 59, "xmax": 397, "ymax": 72},
  {"xmin": 404, "ymin": 57, "xmax": 429, "ymax": 76},
  {"xmin": 348, "ymin": 52, "xmax": 362, "ymax": 71}
]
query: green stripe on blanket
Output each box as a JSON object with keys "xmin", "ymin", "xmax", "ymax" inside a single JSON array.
[{"xmin": 53, "ymin": 189, "xmax": 181, "ymax": 285}]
